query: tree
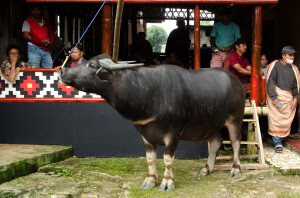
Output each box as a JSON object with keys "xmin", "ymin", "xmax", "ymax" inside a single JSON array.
[{"xmin": 147, "ymin": 26, "xmax": 168, "ymax": 53}]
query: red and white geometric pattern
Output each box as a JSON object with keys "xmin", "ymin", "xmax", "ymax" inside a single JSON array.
[{"xmin": 0, "ymin": 71, "xmax": 101, "ymax": 100}]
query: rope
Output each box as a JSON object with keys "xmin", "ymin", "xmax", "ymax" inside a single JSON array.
[{"xmin": 60, "ymin": 0, "xmax": 107, "ymax": 69}]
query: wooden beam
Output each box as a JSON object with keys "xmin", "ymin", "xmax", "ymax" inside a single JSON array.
[
  {"xmin": 27, "ymin": 0, "xmax": 278, "ymax": 4},
  {"xmin": 214, "ymin": 164, "xmax": 269, "ymax": 171}
]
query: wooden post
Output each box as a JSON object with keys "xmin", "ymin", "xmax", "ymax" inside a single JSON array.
[
  {"xmin": 194, "ymin": 4, "xmax": 200, "ymax": 69},
  {"xmin": 250, "ymin": 6, "xmax": 263, "ymax": 106},
  {"xmin": 101, "ymin": 4, "xmax": 112, "ymax": 55},
  {"xmin": 112, "ymin": 0, "xmax": 125, "ymax": 61}
]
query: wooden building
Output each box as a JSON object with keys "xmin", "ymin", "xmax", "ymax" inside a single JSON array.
[{"xmin": 3, "ymin": 0, "xmax": 300, "ymax": 158}]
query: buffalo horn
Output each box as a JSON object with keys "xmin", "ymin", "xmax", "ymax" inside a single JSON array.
[{"xmin": 99, "ymin": 58, "xmax": 144, "ymax": 70}]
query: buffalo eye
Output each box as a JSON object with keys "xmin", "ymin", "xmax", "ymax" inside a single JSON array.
[{"xmin": 86, "ymin": 62, "xmax": 97, "ymax": 69}]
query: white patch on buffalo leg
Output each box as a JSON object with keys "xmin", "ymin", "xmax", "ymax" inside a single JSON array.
[
  {"xmin": 161, "ymin": 154, "xmax": 174, "ymax": 185},
  {"xmin": 140, "ymin": 136, "xmax": 157, "ymax": 189},
  {"xmin": 226, "ymin": 122, "xmax": 242, "ymax": 178},
  {"xmin": 200, "ymin": 135, "xmax": 222, "ymax": 175},
  {"xmin": 146, "ymin": 151, "xmax": 157, "ymax": 183}
]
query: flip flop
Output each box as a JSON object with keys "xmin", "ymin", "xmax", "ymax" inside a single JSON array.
[{"xmin": 275, "ymin": 147, "xmax": 283, "ymax": 153}]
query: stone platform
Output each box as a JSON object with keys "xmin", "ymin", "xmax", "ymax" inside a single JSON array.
[{"xmin": 0, "ymin": 144, "xmax": 73, "ymax": 184}]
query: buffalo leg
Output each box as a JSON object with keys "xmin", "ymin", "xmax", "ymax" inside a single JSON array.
[
  {"xmin": 198, "ymin": 133, "xmax": 222, "ymax": 176},
  {"xmin": 140, "ymin": 136, "xmax": 158, "ymax": 189},
  {"xmin": 227, "ymin": 123, "xmax": 242, "ymax": 178},
  {"xmin": 159, "ymin": 138, "xmax": 179, "ymax": 192}
]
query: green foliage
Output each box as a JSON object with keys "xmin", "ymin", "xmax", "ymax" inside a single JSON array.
[{"xmin": 147, "ymin": 25, "xmax": 168, "ymax": 53}]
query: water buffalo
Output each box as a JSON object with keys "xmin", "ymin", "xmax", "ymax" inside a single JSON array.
[{"xmin": 59, "ymin": 54, "xmax": 245, "ymax": 191}]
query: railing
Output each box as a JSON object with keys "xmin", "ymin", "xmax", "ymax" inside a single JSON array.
[{"xmin": 0, "ymin": 69, "xmax": 105, "ymax": 103}]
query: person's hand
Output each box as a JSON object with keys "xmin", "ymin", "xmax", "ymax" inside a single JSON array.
[
  {"xmin": 260, "ymin": 70, "xmax": 264, "ymax": 75},
  {"xmin": 41, "ymin": 39, "xmax": 50, "ymax": 46},
  {"xmin": 291, "ymin": 98, "xmax": 297, "ymax": 110},
  {"xmin": 10, "ymin": 56, "xmax": 18, "ymax": 65},
  {"xmin": 55, "ymin": 66, "xmax": 61, "ymax": 72},
  {"xmin": 272, "ymin": 98, "xmax": 279, "ymax": 107},
  {"xmin": 225, "ymin": 46, "xmax": 232, "ymax": 52},
  {"xmin": 212, "ymin": 46, "xmax": 217, "ymax": 53}
]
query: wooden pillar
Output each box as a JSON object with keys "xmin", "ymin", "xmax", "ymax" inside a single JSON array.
[
  {"xmin": 250, "ymin": 6, "xmax": 263, "ymax": 106},
  {"xmin": 194, "ymin": 4, "xmax": 200, "ymax": 69},
  {"xmin": 101, "ymin": 4, "xmax": 112, "ymax": 56}
]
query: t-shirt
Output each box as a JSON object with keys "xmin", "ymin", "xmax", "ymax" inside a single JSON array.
[
  {"xmin": 210, "ymin": 21, "xmax": 241, "ymax": 47},
  {"xmin": 261, "ymin": 66, "xmax": 267, "ymax": 75},
  {"xmin": 229, "ymin": 51, "xmax": 250, "ymax": 81}
]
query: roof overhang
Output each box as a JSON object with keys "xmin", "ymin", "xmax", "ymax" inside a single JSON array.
[{"xmin": 26, "ymin": 0, "xmax": 278, "ymax": 4}]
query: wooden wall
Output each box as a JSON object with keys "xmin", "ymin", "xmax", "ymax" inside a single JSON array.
[{"xmin": 0, "ymin": 0, "xmax": 29, "ymax": 61}]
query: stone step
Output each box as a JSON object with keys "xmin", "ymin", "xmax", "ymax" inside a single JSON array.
[{"xmin": 0, "ymin": 144, "xmax": 73, "ymax": 184}]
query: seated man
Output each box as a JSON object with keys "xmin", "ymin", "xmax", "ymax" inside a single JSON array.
[
  {"xmin": 229, "ymin": 39, "xmax": 263, "ymax": 92},
  {"xmin": 131, "ymin": 32, "xmax": 153, "ymax": 62}
]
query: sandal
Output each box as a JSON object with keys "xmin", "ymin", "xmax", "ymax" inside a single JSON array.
[{"xmin": 275, "ymin": 147, "xmax": 283, "ymax": 153}]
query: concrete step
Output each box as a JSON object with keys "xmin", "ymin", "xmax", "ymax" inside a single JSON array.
[{"xmin": 0, "ymin": 144, "xmax": 73, "ymax": 184}]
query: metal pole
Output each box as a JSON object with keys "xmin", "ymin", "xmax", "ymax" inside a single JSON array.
[
  {"xmin": 194, "ymin": 4, "xmax": 200, "ymax": 69},
  {"xmin": 250, "ymin": 6, "xmax": 262, "ymax": 106},
  {"xmin": 112, "ymin": 0, "xmax": 125, "ymax": 61},
  {"xmin": 101, "ymin": 4, "xmax": 112, "ymax": 55}
]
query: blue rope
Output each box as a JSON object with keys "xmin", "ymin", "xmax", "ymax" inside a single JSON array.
[
  {"xmin": 61, "ymin": 0, "xmax": 107, "ymax": 69},
  {"xmin": 69, "ymin": 0, "xmax": 107, "ymax": 55}
]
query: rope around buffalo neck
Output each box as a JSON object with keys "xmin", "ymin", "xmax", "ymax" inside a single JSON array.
[{"xmin": 60, "ymin": 0, "xmax": 107, "ymax": 70}]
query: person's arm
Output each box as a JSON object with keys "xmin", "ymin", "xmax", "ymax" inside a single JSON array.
[
  {"xmin": 7, "ymin": 57, "xmax": 18, "ymax": 80},
  {"xmin": 210, "ymin": 24, "xmax": 217, "ymax": 52},
  {"xmin": 210, "ymin": 37, "xmax": 217, "ymax": 52},
  {"xmin": 232, "ymin": 64, "xmax": 251, "ymax": 75},
  {"xmin": 23, "ymin": 32, "xmax": 31, "ymax": 42},
  {"xmin": 291, "ymin": 78, "xmax": 298, "ymax": 110},
  {"xmin": 267, "ymin": 67, "xmax": 278, "ymax": 101}
]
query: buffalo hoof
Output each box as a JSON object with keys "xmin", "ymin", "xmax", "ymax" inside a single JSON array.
[
  {"xmin": 159, "ymin": 183, "xmax": 166, "ymax": 191},
  {"xmin": 159, "ymin": 182, "xmax": 175, "ymax": 191},
  {"xmin": 167, "ymin": 184, "xmax": 175, "ymax": 191},
  {"xmin": 197, "ymin": 167, "xmax": 209, "ymax": 176},
  {"xmin": 230, "ymin": 171, "xmax": 241, "ymax": 179},
  {"xmin": 230, "ymin": 168, "xmax": 241, "ymax": 178},
  {"xmin": 140, "ymin": 181, "xmax": 155, "ymax": 190}
]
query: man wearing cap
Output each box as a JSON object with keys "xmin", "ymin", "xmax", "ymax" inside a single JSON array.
[
  {"xmin": 266, "ymin": 46, "xmax": 300, "ymax": 153},
  {"xmin": 210, "ymin": 8, "xmax": 241, "ymax": 68},
  {"xmin": 166, "ymin": 18, "xmax": 191, "ymax": 68}
]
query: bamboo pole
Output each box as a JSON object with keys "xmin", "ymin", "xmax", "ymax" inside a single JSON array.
[{"xmin": 112, "ymin": 0, "xmax": 125, "ymax": 61}]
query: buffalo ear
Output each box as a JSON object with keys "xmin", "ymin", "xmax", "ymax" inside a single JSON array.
[{"xmin": 96, "ymin": 69, "xmax": 115, "ymax": 82}]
